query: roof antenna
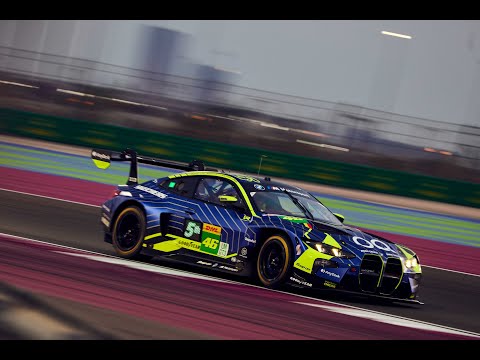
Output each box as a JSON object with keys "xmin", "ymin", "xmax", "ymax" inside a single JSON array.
[{"xmin": 257, "ymin": 155, "xmax": 267, "ymax": 175}]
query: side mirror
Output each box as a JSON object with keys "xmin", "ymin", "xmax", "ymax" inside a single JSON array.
[
  {"xmin": 333, "ymin": 213, "xmax": 345, "ymax": 223},
  {"xmin": 218, "ymin": 195, "xmax": 238, "ymax": 203}
]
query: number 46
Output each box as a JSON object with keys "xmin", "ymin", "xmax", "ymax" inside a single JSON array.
[{"xmin": 202, "ymin": 237, "xmax": 219, "ymax": 249}]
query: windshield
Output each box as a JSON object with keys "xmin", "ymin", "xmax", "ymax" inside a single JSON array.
[{"xmin": 251, "ymin": 191, "xmax": 342, "ymax": 225}]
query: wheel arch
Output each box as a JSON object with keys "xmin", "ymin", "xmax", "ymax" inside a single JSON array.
[
  {"xmin": 252, "ymin": 227, "xmax": 297, "ymax": 257},
  {"xmin": 109, "ymin": 199, "xmax": 146, "ymax": 233}
]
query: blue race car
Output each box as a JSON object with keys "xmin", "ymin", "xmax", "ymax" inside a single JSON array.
[{"xmin": 92, "ymin": 148, "xmax": 423, "ymax": 303}]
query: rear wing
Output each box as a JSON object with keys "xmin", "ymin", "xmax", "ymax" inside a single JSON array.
[{"xmin": 91, "ymin": 148, "xmax": 217, "ymax": 185}]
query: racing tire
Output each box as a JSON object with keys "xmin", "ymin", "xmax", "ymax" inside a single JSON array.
[
  {"xmin": 256, "ymin": 234, "xmax": 293, "ymax": 289},
  {"xmin": 112, "ymin": 206, "xmax": 146, "ymax": 259}
]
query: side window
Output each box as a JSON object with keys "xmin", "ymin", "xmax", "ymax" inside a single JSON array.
[
  {"xmin": 158, "ymin": 177, "xmax": 198, "ymax": 198},
  {"xmin": 278, "ymin": 196, "xmax": 303, "ymax": 214},
  {"xmin": 194, "ymin": 177, "xmax": 245, "ymax": 209}
]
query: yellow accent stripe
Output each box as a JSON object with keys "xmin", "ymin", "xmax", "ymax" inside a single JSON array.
[
  {"xmin": 153, "ymin": 240, "xmax": 182, "ymax": 252},
  {"xmin": 388, "ymin": 256, "xmax": 404, "ymax": 290},
  {"xmin": 303, "ymin": 225, "xmax": 312, "ymax": 239},
  {"xmin": 294, "ymin": 246, "xmax": 333, "ymax": 274},
  {"xmin": 165, "ymin": 234, "xmax": 237, "ymax": 258},
  {"xmin": 144, "ymin": 233, "xmax": 163, "ymax": 240},
  {"xmin": 322, "ymin": 234, "xmax": 342, "ymax": 249},
  {"xmin": 396, "ymin": 245, "xmax": 414, "ymax": 259},
  {"xmin": 168, "ymin": 172, "xmax": 259, "ymax": 217}
]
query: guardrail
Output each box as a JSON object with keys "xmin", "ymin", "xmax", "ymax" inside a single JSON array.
[{"xmin": 1, "ymin": 107, "xmax": 479, "ymax": 208}]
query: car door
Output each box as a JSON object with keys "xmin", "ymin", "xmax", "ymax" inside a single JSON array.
[{"xmin": 181, "ymin": 176, "xmax": 251, "ymax": 262}]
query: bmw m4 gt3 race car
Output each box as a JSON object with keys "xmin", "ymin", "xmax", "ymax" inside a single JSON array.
[{"xmin": 92, "ymin": 148, "xmax": 423, "ymax": 304}]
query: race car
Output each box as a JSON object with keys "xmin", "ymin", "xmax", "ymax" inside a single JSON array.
[{"xmin": 92, "ymin": 148, "xmax": 423, "ymax": 303}]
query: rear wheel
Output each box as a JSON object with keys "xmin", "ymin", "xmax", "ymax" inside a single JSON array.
[
  {"xmin": 256, "ymin": 234, "xmax": 293, "ymax": 289},
  {"xmin": 112, "ymin": 206, "xmax": 146, "ymax": 259}
]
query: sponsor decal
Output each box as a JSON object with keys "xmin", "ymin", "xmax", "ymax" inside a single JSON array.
[
  {"xmin": 240, "ymin": 247, "xmax": 248, "ymax": 256},
  {"xmin": 289, "ymin": 276, "xmax": 312, "ymax": 287},
  {"xmin": 235, "ymin": 174, "xmax": 260, "ymax": 183},
  {"xmin": 361, "ymin": 249, "xmax": 379, "ymax": 254},
  {"xmin": 200, "ymin": 223, "xmax": 227, "ymax": 256},
  {"xmin": 212, "ymin": 263, "xmax": 218, "ymax": 268},
  {"xmin": 280, "ymin": 216, "xmax": 308, "ymax": 224},
  {"xmin": 254, "ymin": 184, "xmax": 265, "ymax": 190},
  {"xmin": 231, "ymin": 257, "xmax": 237, "ymax": 263},
  {"xmin": 178, "ymin": 239, "xmax": 201, "ymax": 250},
  {"xmin": 352, "ymin": 236, "xmax": 396, "ymax": 253},
  {"xmin": 294, "ymin": 263, "xmax": 312, "ymax": 273},
  {"xmin": 203, "ymin": 223, "xmax": 221, "ymax": 236},
  {"xmin": 361, "ymin": 269, "xmax": 376, "ymax": 273},
  {"xmin": 242, "ymin": 215, "xmax": 252, "ymax": 221},
  {"xmin": 320, "ymin": 268, "xmax": 340, "ymax": 279},
  {"xmin": 244, "ymin": 237, "xmax": 256, "ymax": 244},
  {"xmin": 102, "ymin": 204, "xmax": 110, "ymax": 212},
  {"xmin": 324, "ymin": 280, "xmax": 337, "ymax": 289},
  {"xmin": 183, "ymin": 220, "xmax": 228, "ymax": 257},
  {"xmin": 217, "ymin": 242, "xmax": 229, "ymax": 257},
  {"xmin": 134, "ymin": 185, "xmax": 168, "ymax": 199},
  {"xmin": 284, "ymin": 188, "xmax": 309, "ymax": 197},
  {"xmin": 197, "ymin": 260, "xmax": 213, "ymax": 266},
  {"xmin": 128, "ymin": 177, "xmax": 137, "ymax": 183},
  {"xmin": 92, "ymin": 151, "xmax": 110, "ymax": 161},
  {"xmin": 269, "ymin": 186, "xmax": 309, "ymax": 197},
  {"xmin": 219, "ymin": 265, "xmax": 239, "ymax": 272}
]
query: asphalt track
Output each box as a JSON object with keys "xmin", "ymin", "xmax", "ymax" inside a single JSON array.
[
  {"xmin": 0, "ymin": 138, "xmax": 479, "ymax": 339},
  {"xmin": 0, "ymin": 187, "xmax": 479, "ymax": 338}
]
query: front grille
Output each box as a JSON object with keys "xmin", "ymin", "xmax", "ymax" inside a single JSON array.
[
  {"xmin": 379, "ymin": 258, "xmax": 403, "ymax": 295},
  {"xmin": 359, "ymin": 255, "xmax": 403, "ymax": 295},
  {"xmin": 359, "ymin": 255, "xmax": 383, "ymax": 293}
]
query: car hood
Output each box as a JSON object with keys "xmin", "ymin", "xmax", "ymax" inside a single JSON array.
[{"xmin": 267, "ymin": 214, "xmax": 410, "ymax": 260}]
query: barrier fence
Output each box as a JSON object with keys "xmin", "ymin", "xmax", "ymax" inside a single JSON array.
[{"xmin": 1, "ymin": 107, "xmax": 479, "ymax": 208}]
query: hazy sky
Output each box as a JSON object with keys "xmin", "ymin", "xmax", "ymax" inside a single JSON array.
[
  {"xmin": 2, "ymin": 20, "xmax": 480, "ymax": 127},
  {"xmin": 130, "ymin": 20, "xmax": 480, "ymax": 127}
]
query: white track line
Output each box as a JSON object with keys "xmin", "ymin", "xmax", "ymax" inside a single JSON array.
[
  {"xmin": 2, "ymin": 232, "xmax": 479, "ymax": 339},
  {"xmin": 293, "ymin": 302, "xmax": 480, "ymax": 338},
  {"xmin": 0, "ymin": 232, "xmax": 231, "ymax": 283},
  {"xmin": 0, "ymin": 187, "xmax": 99, "ymax": 207}
]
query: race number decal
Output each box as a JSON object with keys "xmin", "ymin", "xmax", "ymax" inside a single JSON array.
[
  {"xmin": 183, "ymin": 220, "xmax": 228, "ymax": 256},
  {"xmin": 183, "ymin": 220, "xmax": 202, "ymax": 241},
  {"xmin": 200, "ymin": 223, "xmax": 228, "ymax": 256}
]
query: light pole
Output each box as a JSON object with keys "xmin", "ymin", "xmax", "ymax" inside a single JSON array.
[{"xmin": 257, "ymin": 155, "xmax": 267, "ymax": 175}]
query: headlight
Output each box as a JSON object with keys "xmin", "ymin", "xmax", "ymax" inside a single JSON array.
[
  {"xmin": 314, "ymin": 242, "xmax": 355, "ymax": 259},
  {"xmin": 404, "ymin": 255, "xmax": 420, "ymax": 270}
]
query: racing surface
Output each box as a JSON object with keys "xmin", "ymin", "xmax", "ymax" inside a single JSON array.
[{"xmin": 0, "ymin": 138, "xmax": 479, "ymax": 339}]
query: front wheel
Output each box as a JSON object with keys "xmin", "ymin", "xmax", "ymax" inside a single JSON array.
[
  {"xmin": 112, "ymin": 206, "xmax": 146, "ymax": 259},
  {"xmin": 256, "ymin": 234, "xmax": 293, "ymax": 289}
]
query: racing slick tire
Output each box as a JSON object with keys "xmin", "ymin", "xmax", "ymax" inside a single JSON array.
[
  {"xmin": 112, "ymin": 206, "xmax": 146, "ymax": 259},
  {"xmin": 256, "ymin": 234, "xmax": 293, "ymax": 289}
]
